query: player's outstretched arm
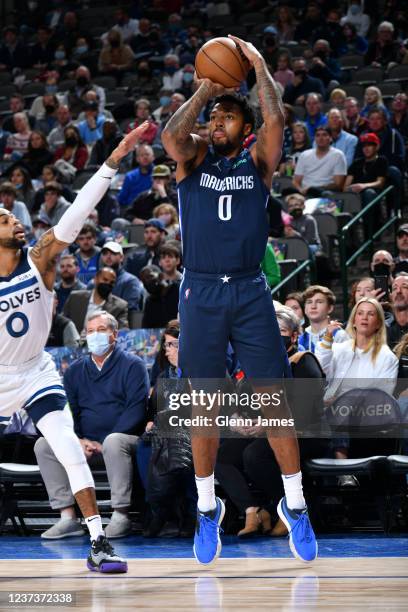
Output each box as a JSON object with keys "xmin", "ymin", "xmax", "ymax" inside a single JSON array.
[
  {"xmin": 161, "ymin": 79, "xmax": 220, "ymax": 170},
  {"xmin": 229, "ymin": 35, "xmax": 284, "ymax": 188},
  {"xmin": 30, "ymin": 122, "xmax": 150, "ymax": 289}
]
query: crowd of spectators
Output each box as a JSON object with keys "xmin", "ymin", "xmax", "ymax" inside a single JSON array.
[{"xmin": 0, "ymin": 0, "xmax": 407, "ymax": 538}]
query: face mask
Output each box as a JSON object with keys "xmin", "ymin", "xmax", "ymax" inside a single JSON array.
[
  {"xmin": 45, "ymin": 84, "xmax": 58, "ymax": 94},
  {"xmin": 76, "ymin": 76, "xmax": 89, "ymax": 87},
  {"xmin": 45, "ymin": 104, "xmax": 55, "ymax": 114},
  {"xmin": 294, "ymin": 69, "xmax": 307, "ymax": 78},
  {"xmin": 54, "ymin": 50, "xmax": 65, "ymax": 60},
  {"xmin": 290, "ymin": 207, "xmax": 303, "ymax": 218},
  {"xmin": 165, "ymin": 66, "xmax": 177, "ymax": 75},
  {"xmin": 281, "ymin": 335, "xmax": 293, "ymax": 350},
  {"xmin": 75, "ymin": 46, "xmax": 88, "ymax": 56},
  {"xmin": 96, "ymin": 282, "xmax": 114, "ymax": 300},
  {"xmin": 160, "ymin": 96, "xmax": 171, "ymax": 107},
  {"xmin": 315, "ymin": 50, "xmax": 327, "ymax": 59},
  {"xmin": 183, "ymin": 72, "xmax": 194, "ymax": 84},
  {"xmin": 86, "ymin": 331, "xmax": 112, "ymax": 356},
  {"xmin": 350, "ymin": 4, "xmax": 361, "ymax": 15},
  {"xmin": 373, "ymin": 263, "xmax": 391, "ymax": 276},
  {"xmin": 158, "ymin": 213, "xmax": 172, "ymax": 226},
  {"xmin": 13, "ymin": 182, "xmax": 23, "ymax": 188},
  {"xmin": 65, "ymin": 136, "xmax": 77, "ymax": 147},
  {"xmin": 264, "ymin": 36, "xmax": 276, "ymax": 46}
]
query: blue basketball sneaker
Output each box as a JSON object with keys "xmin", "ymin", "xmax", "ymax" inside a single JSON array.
[
  {"xmin": 277, "ymin": 497, "xmax": 318, "ymax": 562},
  {"xmin": 193, "ymin": 497, "xmax": 225, "ymax": 565}
]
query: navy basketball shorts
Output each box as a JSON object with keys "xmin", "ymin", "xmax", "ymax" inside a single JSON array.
[{"xmin": 178, "ymin": 268, "xmax": 290, "ymax": 379}]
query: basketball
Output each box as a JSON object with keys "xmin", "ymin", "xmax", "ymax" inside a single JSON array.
[{"xmin": 195, "ymin": 37, "xmax": 250, "ymax": 88}]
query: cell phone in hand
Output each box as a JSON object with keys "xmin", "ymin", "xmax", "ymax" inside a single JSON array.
[{"xmin": 374, "ymin": 275, "xmax": 389, "ymax": 301}]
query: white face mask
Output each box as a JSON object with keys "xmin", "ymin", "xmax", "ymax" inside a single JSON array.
[
  {"xmin": 158, "ymin": 213, "xmax": 172, "ymax": 226},
  {"xmin": 86, "ymin": 331, "xmax": 112, "ymax": 356}
]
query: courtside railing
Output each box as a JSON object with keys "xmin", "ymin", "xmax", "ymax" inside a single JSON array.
[{"xmin": 271, "ymin": 258, "xmax": 315, "ymax": 300}]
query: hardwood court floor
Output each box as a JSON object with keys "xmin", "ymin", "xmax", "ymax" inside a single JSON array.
[{"xmin": 0, "ymin": 557, "xmax": 407, "ymax": 611}]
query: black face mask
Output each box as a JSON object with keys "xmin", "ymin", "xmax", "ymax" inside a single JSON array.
[
  {"xmin": 281, "ymin": 335, "xmax": 292, "ymax": 350},
  {"xmin": 294, "ymin": 69, "xmax": 307, "ymax": 78},
  {"xmin": 65, "ymin": 136, "xmax": 77, "ymax": 147},
  {"xmin": 45, "ymin": 104, "xmax": 55, "ymax": 114},
  {"xmin": 290, "ymin": 207, "xmax": 303, "ymax": 218},
  {"xmin": 264, "ymin": 36, "xmax": 276, "ymax": 47},
  {"xmin": 373, "ymin": 263, "xmax": 391, "ymax": 276},
  {"xmin": 76, "ymin": 76, "xmax": 89, "ymax": 87},
  {"xmin": 315, "ymin": 50, "xmax": 327, "ymax": 60},
  {"xmin": 97, "ymin": 282, "xmax": 114, "ymax": 299}
]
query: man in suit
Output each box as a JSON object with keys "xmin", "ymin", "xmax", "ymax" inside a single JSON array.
[{"xmin": 63, "ymin": 267, "xmax": 128, "ymax": 335}]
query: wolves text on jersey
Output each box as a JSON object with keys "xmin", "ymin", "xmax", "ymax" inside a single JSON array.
[{"xmin": 0, "ymin": 286, "xmax": 40, "ymax": 313}]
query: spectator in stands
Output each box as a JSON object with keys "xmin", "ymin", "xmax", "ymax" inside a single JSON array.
[
  {"xmin": 179, "ymin": 64, "xmax": 195, "ymax": 100},
  {"xmin": 394, "ymin": 225, "xmax": 408, "ymax": 275},
  {"xmin": 96, "ymin": 241, "xmax": 143, "ymax": 313},
  {"xmin": 340, "ymin": 21, "xmax": 368, "ymax": 55},
  {"xmin": 293, "ymin": 126, "xmax": 347, "ymax": 196},
  {"xmin": 0, "ymin": 25, "xmax": 29, "ymax": 71},
  {"xmin": 20, "ymin": 130, "xmax": 53, "ymax": 179},
  {"xmin": 34, "ymin": 94, "xmax": 59, "ymax": 136},
  {"xmin": 145, "ymin": 24, "xmax": 170, "ymax": 59},
  {"xmin": 69, "ymin": 36, "xmax": 98, "ymax": 75},
  {"xmin": 284, "ymin": 292, "xmax": 305, "ymax": 328},
  {"xmin": 47, "ymin": 105, "xmax": 72, "ymax": 152},
  {"xmin": 38, "ymin": 181, "xmax": 71, "ymax": 226},
  {"xmin": 125, "ymin": 219, "xmax": 166, "ymax": 278},
  {"xmin": 126, "ymin": 99, "xmax": 158, "ymax": 145},
  {"xmin": 329, "ymin": 88, "xmax": 347, "ymax": 110},
  {"xmin": 282, "ymin": 58, "xmax": 325, "ymax": 105},
  {"xmin": 32, "ymin": 164, "xmax": 74, "ymax": 213},
  {"xmin": 279, "ymin": 122, "xmax": 311, "ymax": 175},
  {"xmin": 158, "ymin": 93, "xmax": 186, "ymax": 132},
  {"xmin": 36, "ymin": 311, "xmax": 149, "ymax": 539},
  {"xmin": 273, "ymin": 52, "xmax": 294, "ymax": 89},
  {"xmin": 162, "ymin": 54, "xmax": 183, "ymax": 91},
  {"xmin": 0, "ymin": 181, "xmax": 32, "ymax": 233},
  {"xmin": 261, "ymin": 242, "xmax": 281, "ymax": 289},
  {"xmin": 370, "ymin": 249, "xmax": 395, "ymax": 287},
  {"xmin": 261, "ymin": 26, "xmax": 282, "ymax": 71},
  {"xmin": 128, "ymin": 60, "xmax": 162, "ymax": 99},
  {"xmin": 308, "ymin": 39, "xmax": 341, "ymax": 88},
  {"xmin": 340, "ymin": 1, "xmax": 370, "ymax": 38},
  {"xmin": 316, "ymin": 297, "xmax": 398, "ymax": 485},
  {"xmin": 54, "ymin": 125, "xmax": 88, "ymax": 172},
  {"xmin": 345, "ymin": 132, "xmax": 388, "ymax": 209},
  {"xmin": 176, "ymin": 32, "xmax": 202, "ymax": 66},
  {"xmin": 46, "ymin": 292, "xmax": 80, "ymax": 348},
  {"xmin": 77, "ymin": 91, "xmax": 114, "ymax": 122},
  {"xmin": 360, "ymin": 87, "xmax": 390, "ymax": 120},
  {"xmin": 125, "ymin": 165, "xmax": 176, "ymax": 224},
  {"xmin": 106, "ymin": 7, "xmax": 140, "ymax": 43},
  {"xmin": 8, "ymin": 165, "xmax": 35, "ymax": 211},
  {"xmin": 280, "ymin": 104, "xmax": 296, "ymax": 154},
  {"xmin": 0, "ymin": 120, "xmax": 10, "ymax": 160},
  {"xmin": 30, "ymin": 25, "xmax": 55, "ymax": 70},
  {"xmin": 89, "ymin": 120, "xmax": 122, "ymax": 167},
  {"xmin": 67, "ymin": 65, "xmax": 106, "ymax": 118},
  {"xmin": 295, "ymin": 3, "xmax": 325, "ymax": 44},
  {"xmin": 117, "ymin": 144, "xmax": 154, "ymax": 209},
  {"xmin": 349, "ymin": 277, "xmax": 385, "ymax": 311},
  {"xmin": 141, "ymin": 245, "xmax": 181, "ymax": 328},
  {"xmin": 153, "ymin": 203, "xmax": 180, "ymax": 241},
  {"xmin": 51, "ymin": 42, "xmax": 70, "ymax": 76},
  {"xmin": 365, "ymin": 21, "xmax": 401, "ymax": 69},
  {"xmin": 284, "ymin": 193, "xmax": 322, "ymax": 254},
  {"xmin": 299, "ymin": 285, "xmax": 348, "ymax": 352},
  {"xmin": 64, "ymin": 268, "xmax": 129, "ymax": 335},
  {"xmin": 387, "ymin": 274, "xmax": 408, "ymax": 348},
  {"xmin": 3, "ymin": 94, "xmax": 33, "ymax": 133},
  {"xmin": 304, "ymin": 93, "xmax": 328, "ymax": 142},
  {"xmin": 152, "ymin": 88, "xmax": 174, "ymax": 124},
  {"xmin": 98, "ymin": 29, "xmax": 135, "ymax": 84},
  {"xmin": 76, "ymin": 100, "xmax": 106, "ymax": 148},
  {"xmin": 74, "ymin": 223, "xmax": 101, "ymax": 285},
  {"xmin": 390, "ymin": 93, "xmax": 408, "ymax": 159},
  {"xmin": 343, "ymin": 97, "xmax": 368, "ymax": 137},
  {"xmin": 129, "ymin": 18, "xmax": 151, "ymax": 54},
  {"xmin": 326, "ymin": 108, "xmax": 358, "ymax": 167},
  {"xmin": 3, "ymin": 113, "xmax": 32, "ymax": 161},
  {"xmin": 275, "ymin": 5, "xmax": 296, "ymax": 44},
  {"xmin": 55, "ymin": 254, "xmax": 86, "ymax": 313}
]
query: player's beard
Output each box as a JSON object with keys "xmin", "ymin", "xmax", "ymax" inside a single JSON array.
[
  {"xmin": 0, "ymin": 237, "xmax": 26, "ymax": 249},
  {"xmin": 211, "ymin": 129, "xmax": 244, "ymax": 156}
]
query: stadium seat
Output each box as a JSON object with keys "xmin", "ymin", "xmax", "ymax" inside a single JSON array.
[
  {"xmin": 0, "ymin": 463, "xmax": 42, "ymax": 535},
  {"xmin": 93, "ymin": 76, "xmax": 117, "ymax": 90},
  {"xmin": 385, "ymin": 64, "xmax": 408, "ymax": 82},
  {"xmin": 129, "ymin": 311, "xmax": 144, "ymax": 329},
  {"xmin": 0, "ymin": 84, "xmax": 17, "ymax": 98},
  {"xmin": 72, "ymin": 170, "xmax": 97, "ymax": 191},
  {"xmin": 313, "ymin": 211, "xmax": 338, "ymax": 255},
  {"xmin": 127, "ymin": 224, "xmax": 145, "ymax": 246},
  {"xmin": 343, "ymin": 83, "xmax": 364, "ymax": 99},
  {"xmin": 378, "ymin": 81, "xmax": 401, "ymax": 97},
  {"xmin": 334, "ymin": 192, "xmax": 361, "ymax": 215},
  {"xmin": 241, "ymin": 12, "xmax": 265, "ymax": 26},
  {"xmin": 21, "ymin": 82, "xmax": 45, "ymax": 96},
  {"xmin": 351, "ymin": 67, "xmax": 384, "ymax": 85},
  {"xmin": 273, "ymin": 176, "xmax": 294, "ymax": 194},
  {"xmin": 58, "ymin": 79, "xmax": 76, "ymax": 92},
  {"xmin": 279, "ymin": 236, "xmax": 310, "ymax": 261},
  {"xmin": 339, "ymin": 54, "xmax": 365, "ymax": 70}
]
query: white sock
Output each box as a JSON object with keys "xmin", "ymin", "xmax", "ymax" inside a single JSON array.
[
  {"xmin": 195, "ymin": 474, "xmax": 216, "ymax": 513},
  {"xmin": 282, "ymin": 471, "xmax": 306, "ymax": 511},
  {"xmin": 60, "ymin": 508, "xmax": 76, "ymax": 522},
  {"xmin": 85, "ymin": 514, "xmax": 104, "ymax": 542}
]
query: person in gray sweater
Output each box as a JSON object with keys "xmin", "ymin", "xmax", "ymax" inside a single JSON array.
[{"xmin": 284, "ymin": 192, "xmax": 322, "ymax": 254}]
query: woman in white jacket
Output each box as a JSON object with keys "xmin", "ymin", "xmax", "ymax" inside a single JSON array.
[{"xmin": 315, "ymin": 297, "xmax": 399, "ymax": 484}]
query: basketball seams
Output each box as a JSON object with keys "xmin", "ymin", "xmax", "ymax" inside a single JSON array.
[
  {"xmin": 200, "ymin": 48, "xmax": 241, "ymax": 85},
  {"xmin": 216, "ymin": 40, "xmax": 248, "ymax": 80}
]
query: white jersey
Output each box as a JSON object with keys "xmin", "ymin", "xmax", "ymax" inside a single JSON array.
[{"xmin": 0, "ymin": 247, "xmax": 53, "ymax": 367}]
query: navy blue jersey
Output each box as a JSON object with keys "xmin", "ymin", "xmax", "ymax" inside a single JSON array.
[{"xmin": 177, "ymin": 147, "xmax": 270, "ymax": 274}]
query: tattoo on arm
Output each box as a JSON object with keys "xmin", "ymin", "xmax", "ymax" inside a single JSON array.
[
  {"xmin": 30, "ymin": 229, "xmax": 56, "ymax": 260},
  {"xmin": 163, "ymin": 81, "xmax": 212, "ymax": 157},
  {"xmin": 254, "ymin": 58, "xmax": 284, "ymax": 123},
  {"xmin": 105, "ymin": 157, "xmax": 120, "ymax": 170}
]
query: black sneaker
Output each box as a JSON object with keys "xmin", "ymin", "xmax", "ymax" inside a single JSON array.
[{"xmin": 87, "ymin": 535, "xmax": 128, "ymax": 573}]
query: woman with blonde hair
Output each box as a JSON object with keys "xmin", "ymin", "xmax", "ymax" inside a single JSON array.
[
  {"xmin": 329, "ymin": 88, "xmax": 347, "ymax": 110},
  {"xmin": 153, "ymin": 202, "xmax": 179, "ymax": 240},
  {"xmin": 316, "ymin": 297, "xmax": 398, "ymax": 484},
  {"xmin": 361, "ymin": 86, "xmax": 390, "ymax": 119}
]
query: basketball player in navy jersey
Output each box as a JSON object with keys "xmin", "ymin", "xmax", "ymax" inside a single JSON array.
[
  {"xmin": 0, "ymin": 123, "xmax": 150, "ymax": 572},
  {"xmin": 162, "ymin": 36, "xmax": 317, "ymax": 564}
]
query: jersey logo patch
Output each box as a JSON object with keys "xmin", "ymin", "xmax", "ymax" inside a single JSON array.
[
  {"xmin": 211, "ymin": 160, "xmax": 222, "ymax": 172},
  {"xmin": 184, "ymin": 288, "xmax": 191, "ymax": 300}
]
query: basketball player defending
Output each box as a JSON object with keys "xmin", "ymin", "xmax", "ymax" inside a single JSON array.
[
  {"xmin": 0, "ymin": 122, "xmax": 150, "ymax": 573},
  {"xmin": 162, "ymin": 37, "xmax": 317, "ymax": 564}
]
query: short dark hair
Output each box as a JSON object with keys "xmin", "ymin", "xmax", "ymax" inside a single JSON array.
[
  {"xmin": 159, "ymin": 244, "xmax": 180, "ymax": 259},
  {"xmin": 212, "ymin": 94, "xmax": 255, "ymax": 130},
  {"xmin": 315, "ymin": 126, "xmax": 331, "ymax": 136},
  {"xmin": 78, "ymin": 222, "xmax": 97, "ymax": 237},
  {"xmin": 44, "ymin": 180, "xmax": 62, "ymax": 194},
  {"xmin": 368, "ymin": 108, "xmax": 387, "ymax": 121}
]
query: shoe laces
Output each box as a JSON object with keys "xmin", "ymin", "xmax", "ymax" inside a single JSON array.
[
  {"xmin": 93, "ymin": 536, "xmax": 115, "ymax": 555},
  {"xmin": 289, "ymin": 511, "xmax": 313, "ymax": 544},
  {"xmin": 198, "ymin": 512, "xmax": 223, "ymax": 544}
]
